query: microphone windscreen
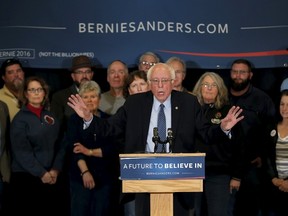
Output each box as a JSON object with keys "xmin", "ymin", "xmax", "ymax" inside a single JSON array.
[{"xmin": 167, "ymin": 128, "xmax": 173, "ymax": 137}]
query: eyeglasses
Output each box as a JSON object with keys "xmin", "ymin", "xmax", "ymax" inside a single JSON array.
[
  {"xmin": 141, "ymin": 61, "xmax": 156, "ymax": 67},
  {"xmin": 201, "ymin": 83, "xmax": 217, "ymax": 89},
  {"xmin": 231, "ymin": 70, "xmax": 249, "ymax": 75},
  {"xmin": 27, "ymin": 88, "xmax": 44, "ymax": 94},
  {"xmin": 149, "ymin": 78, "xmax": 173, "ymax": 85},
  {"xmin": 73, "ymin": 70, "xmax": 93, "ymax": 75}
]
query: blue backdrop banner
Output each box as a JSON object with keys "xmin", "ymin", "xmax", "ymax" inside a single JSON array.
[{"xmin": 0, "ymin": 0, "xmax": 287, "ymax": 69}]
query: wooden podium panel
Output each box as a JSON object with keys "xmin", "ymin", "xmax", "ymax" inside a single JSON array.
[
  {"xmin": 151, "ymin": 193, "xmax": 173, "ymax": 216},
  {"xmin": 122, "ymin": 179, "xmax": 203, "ymax": 193}
]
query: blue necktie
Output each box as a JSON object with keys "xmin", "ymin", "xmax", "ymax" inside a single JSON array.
[{"xmin": 157, "ymin": 104, "xmax": 166, "ymax": 143}]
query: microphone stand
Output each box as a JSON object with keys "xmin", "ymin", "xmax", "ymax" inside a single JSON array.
[
  {"xmin": 152, "ymin": 127, "xmax": 160, "ymax": 153},
  {"xmin": 152, "ymin": 128, "xmax": 174, "ymax": 153},
  {"xmin": 167, "ymin": 128, "xmax": 174, "ymax": 153}
]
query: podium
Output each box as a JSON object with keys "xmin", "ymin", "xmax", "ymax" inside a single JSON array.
[{"xmin": 120, "ymin": 153, "xmax": 205, "ymax": 216}]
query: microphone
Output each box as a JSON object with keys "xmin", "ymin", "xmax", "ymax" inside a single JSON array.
[
  {"xmin": 152, "ymin": 127, "xmax": 159, "ymax": 153},
  {"xmin": 167, "ymin": 128, "xmax": 174, "ymax": 152},
  {"xmin": 153, "ymin": 127, "xmax": 159, "ymax": 139}
]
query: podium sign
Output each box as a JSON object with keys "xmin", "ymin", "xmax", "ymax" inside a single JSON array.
[{"xmin": 120, "ymin": 154, "xmax": 205, "ymax": 180}]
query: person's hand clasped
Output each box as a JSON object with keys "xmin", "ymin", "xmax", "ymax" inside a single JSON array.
[
  {"xmin": 278, "ymin": 180, "xmax": 288, "ymax": 192},
  {"xmin": 41, "ymin": 171, "xmax": 54, "ymax": 184},
  {"xmin": 230, "ymin": 178, "xmax": 241, "ymax": 193},
  {"xmin": 220, "ymin": 106, "xmax": 244, "ymax": 131},
  {"xmin": 49, "ymin": 169, "xmax": 58, "ymax": 184},
  {"xmin": 272, "ymin": 177, "xmax": 284, "ymax": 187},
  {"xmin": 73, "ymin": 142, "xmax": 92, "ymax": 156}
]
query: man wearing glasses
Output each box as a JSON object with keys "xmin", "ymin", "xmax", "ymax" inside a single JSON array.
[
  {"xmin": 50, "ymin": 55, "xmax": 94, "ymax": 216},
  {"xmin": 228, "ymin": 59, "xmax": 276, "ymax": 216},
  {"xmin": 51, "ymin": 55, "xmax": 94, "ymax": 133},
  {"xmin": 138, "ymin": 51, "xmax": 160, "ymax": 73},
  {"xmin": 0, "ymin": 58, "xmax": 25, "ymax": 121}
]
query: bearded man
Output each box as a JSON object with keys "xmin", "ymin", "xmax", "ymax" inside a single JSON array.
[
  {"xmin": 0, "ymin": 59, "xmax": 25, "ymax": 121},
  {"xmin": 228, "ymin": 59, "xmax": 276, "ymax": 216}
]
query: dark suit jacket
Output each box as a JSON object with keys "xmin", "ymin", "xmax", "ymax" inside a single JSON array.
[
  {"xmin": 0, "ymin": 100, "xmax": 11, "ymax": 182},
  {"xmin": 84, "ymin": 90, "xmax": 229, "ymax": 215},
  {"xmin": 105, "ymin": 90, "xmax": 227, "ymax": 153},
  {"xmin": 50, "ymin": 84, "xmax": 78, "ymax": 134}
]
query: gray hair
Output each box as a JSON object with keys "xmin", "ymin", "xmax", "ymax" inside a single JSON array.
[
  {"xmin": 79, "ymin": 80, "xmax": 101, "ymax": 97},
  {"xmin": 139, "ymin": 52, "xmax": 160, "ymax": 64},
  {"xmin": 147, "ymin": 63, "xmax": 176, "ymax": 81},
  {"xmin": 166, "ymin": 56, "xmax": 186, "ymax": 74},
  {"xmin": 192, "ymin": 72, "xmax": 229, "ymax": 109}
]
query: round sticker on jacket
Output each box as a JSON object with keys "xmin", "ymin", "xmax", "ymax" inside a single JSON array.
[{"xmin": 270, "ymin": 129, "xmax": 276, "ymax": 137}]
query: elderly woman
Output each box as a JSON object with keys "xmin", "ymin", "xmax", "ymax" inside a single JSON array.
[
  {"xmin": 66, "ymin": 80, "xmax": 120, "ymax": 216},
  {"xmin": 192, "ymin": 72, "xmax": 245, "ymax": 216}
]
